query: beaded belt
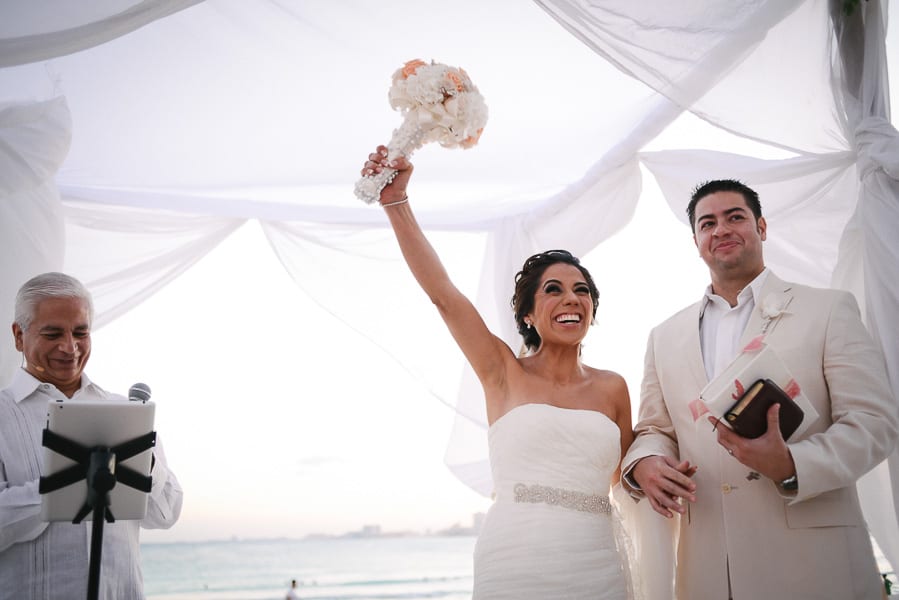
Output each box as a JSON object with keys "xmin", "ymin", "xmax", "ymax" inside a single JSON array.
[{"xmin": 513, "ymin": 483, "xmax": 612, "ymax": 515}]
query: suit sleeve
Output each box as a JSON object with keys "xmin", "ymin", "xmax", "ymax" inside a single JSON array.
[
  {"xmin": 789, "ymin": 291, "xmax": 899, "ymax": 502},
  {"xmin": 621, "ymin": 326, "xmax": 681, "ymax": 497}
]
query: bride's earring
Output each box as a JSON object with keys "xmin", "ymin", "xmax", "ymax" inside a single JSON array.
[{"xmin": 525, "ymin": 320, "xmax": 532, "ymax": 329}]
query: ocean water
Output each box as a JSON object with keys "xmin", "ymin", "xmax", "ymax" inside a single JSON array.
[
  {"xmin": 142, "ymin": 534, "xmax": 896, "ymax": 599},
  {"xmin": 141, "ymin": 536, "xmax": 477, "ymax": 600}
]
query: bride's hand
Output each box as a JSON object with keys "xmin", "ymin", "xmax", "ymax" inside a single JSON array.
[
  {"xmin": 361, "ymin": 145, "xmax": 414, "ymax": 206},
  {"xmin": 632, "ymin": 455, "xmax": 697, "ymax": 518}
]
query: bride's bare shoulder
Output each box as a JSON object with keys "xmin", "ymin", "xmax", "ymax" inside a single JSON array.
[{"xmin": 586, "ymin": 366, "xmax": 628, "ymax": 388}]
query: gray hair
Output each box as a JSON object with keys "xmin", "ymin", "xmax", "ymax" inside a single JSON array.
[{"xmin": 14, "ymin": 272, "xmax": 94, "ymax": 331}]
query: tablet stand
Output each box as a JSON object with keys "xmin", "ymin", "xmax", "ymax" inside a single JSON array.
[{"xmin": 39, "ymin": 428, "xmax": 156, "ymax": 600}]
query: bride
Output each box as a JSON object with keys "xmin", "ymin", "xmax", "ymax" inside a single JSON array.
[{"xmin": 362, "ymin": 146, "xmax": 637, "ymax": 599}]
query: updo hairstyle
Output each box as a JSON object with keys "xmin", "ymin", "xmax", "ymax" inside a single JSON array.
[{"xmin": 510, "ymin": 249, "xmax": 599, "ymax": 351}]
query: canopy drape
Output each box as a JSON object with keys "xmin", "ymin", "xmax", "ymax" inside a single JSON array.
[{"xmin": 1, "ymin": 0, "xmax": 896, "ymax": 579}]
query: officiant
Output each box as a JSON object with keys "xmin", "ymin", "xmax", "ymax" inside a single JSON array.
[
  {"xmin": 621, "ymin": 180, "xmax": 898, "ymax": 599},
  {"xmin": 0, "ymin": 272, "xmax": 183, "ymax": 600}
]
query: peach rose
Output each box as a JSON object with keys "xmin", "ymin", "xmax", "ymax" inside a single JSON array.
[
  {"xmin": 446, "ymin": 70, "xmax": 465, "ymax": 92},
  {"xmin": 460, "ymin": 128, "xmax": 484, "ymax": 148},
  {"xmin": 401, "ymin": 59, "xmax": 427, "ymax": 79}
]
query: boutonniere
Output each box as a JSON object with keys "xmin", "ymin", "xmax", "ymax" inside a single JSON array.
[{"xmin": 760, "ymin": 292, "xmax": 791, "ymax": 333}]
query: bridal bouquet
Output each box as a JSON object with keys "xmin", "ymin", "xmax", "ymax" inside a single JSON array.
[{"xmin": 355, "ymin": 59, "xmax": 488, "ymax": 204}]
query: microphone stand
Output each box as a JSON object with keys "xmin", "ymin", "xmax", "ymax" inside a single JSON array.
[{"xmin": 39, "ymin": 428, "xmax": 156, "ymax": 600}]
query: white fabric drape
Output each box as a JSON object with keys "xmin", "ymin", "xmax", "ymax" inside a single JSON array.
[
  {"xmin": 0, "ymin": 0, "xmax": 203, "ymax": 68},
  {"xmin": 62, "ymin": 200, "xmax": 245, "ymax": 328},
  {"xmin": 0, "ymin": 0, "xmax": 895, "ymax": 581},
  {"xmin": 0, "ymin": 97, "xmax": 70, "ymax": 387},
  {"xmin": 641, "ymin": 149, "xmax": 858, "ymax": 287},
  {"xmin": 536, "ymin": 0, "xmax": 899, "ymax": 581},
  {"xmin": 830, "ymin": 0, "xmax": 899, "ymax": 572}
]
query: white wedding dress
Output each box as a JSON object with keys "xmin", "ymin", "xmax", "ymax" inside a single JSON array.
[{"xmin": 473, "ymin": 403, "xmax": 633, "ymax": 599}]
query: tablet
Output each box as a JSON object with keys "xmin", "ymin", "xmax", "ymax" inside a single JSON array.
[{"xmin": 40, "ymin": 400, "xmax": 156, "ymax": 522}]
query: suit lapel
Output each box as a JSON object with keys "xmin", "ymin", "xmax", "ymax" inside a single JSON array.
[
  {"xmin": 738, "ymin": 271, "xmax": 794, "ymax": 349},
  {"xmin": 684, "ymin": 300, "xmax": 709, "ymax": 388}
]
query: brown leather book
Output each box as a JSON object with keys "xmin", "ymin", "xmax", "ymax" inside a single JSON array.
[{"xmin": 724, "ymin": 378, "xmax": 804, "ymax": 439}]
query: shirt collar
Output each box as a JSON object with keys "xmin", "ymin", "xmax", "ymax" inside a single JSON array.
[
  {"xmin": 700, "ymin": 267, "xmax": 770, "ymax": 316},
  {"xmin": 8, "ymin": 368, "xmax": 98, "ymax": 404},
  {"xmin": 742, "ymin": 267, "xmax": 770, "ymax": 304}
]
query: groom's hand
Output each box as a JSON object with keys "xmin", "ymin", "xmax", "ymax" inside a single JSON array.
[
  {"xmin": 632, "ymin": 455, "xmax": 697, "ymax": 518},
  {"xmin": 708, "ymin": 403, "xmax": 796, "ymax": 483}
]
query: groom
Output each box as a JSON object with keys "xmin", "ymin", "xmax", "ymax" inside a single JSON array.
[{"xmin": 622, "ymin": 180, "xmax": 898, "ymax": 599}]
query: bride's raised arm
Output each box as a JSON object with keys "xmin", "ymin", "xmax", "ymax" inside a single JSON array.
[{"xmin": 361, "ymin": 145, "xmax": 512, "ymax": 391}]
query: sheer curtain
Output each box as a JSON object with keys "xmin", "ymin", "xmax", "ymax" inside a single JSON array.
[
  {"xmin": 0, "ymin": 0, "xmax": 202, "ymax": 68},
  {"xmin": 830, "ymin": 0, "xmax": 899, "ymax": 571},
  {"xmin": 0, "ymin": 97, "xmax": 70, "ymax": 381},
  {"xmin": 0, "ymin": 0, "xmax": 895, "ymax": 581},
  {"xmin": 536, "ymin": 0, "xmax": 899, "ymax": 579}
]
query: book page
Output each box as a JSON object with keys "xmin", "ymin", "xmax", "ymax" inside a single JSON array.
[{"xmin": 699, "ymin": 341, "xmax": 819, "ymax": 440}]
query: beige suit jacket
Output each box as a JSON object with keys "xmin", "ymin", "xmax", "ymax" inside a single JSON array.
[{"xmin": 623, "ymin": 272, "xmax": 898, "ymax": 599}]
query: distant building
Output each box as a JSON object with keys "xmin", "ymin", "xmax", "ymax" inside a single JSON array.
[
  {"xmin": 437, "ymin": 512, "xmax": 485, "ymax": 536},
  {"xmin": 342, "ymin": 524, "xmax": 417, "ymax": 538}
]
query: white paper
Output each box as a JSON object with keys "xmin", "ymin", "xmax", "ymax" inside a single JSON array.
[{"xmin": 699, "ymin": 342, "xmax": 819, "ymax": 441}]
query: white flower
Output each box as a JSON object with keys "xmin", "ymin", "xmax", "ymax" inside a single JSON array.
[
  {"xmin": 355, "ymin": 59, "xmax": 488, "ymax": 204},
  {"xmin": 387, "ymin": 59, "xmax": 487, "ymax": 150},
  {"xmin": 759, "ymin": 292, "xmax": 791, "ymax": 333},
  {"xmin": 761, "ymin": 292, "xmax": 791, "ymax": 319}
]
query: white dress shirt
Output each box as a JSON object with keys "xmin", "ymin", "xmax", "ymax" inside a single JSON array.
[
  {"xmin": 0, "ymin": 369, "xmax": 183, "ymax": 600},
  {"xmin": 699, "ymin": 268, "xmax": 770, "ymax": 380}
]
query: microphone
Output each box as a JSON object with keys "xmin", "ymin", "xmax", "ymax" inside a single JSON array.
[{"xmin": 128, "ymin": 382, "xmax": 152, "ymax": 403}]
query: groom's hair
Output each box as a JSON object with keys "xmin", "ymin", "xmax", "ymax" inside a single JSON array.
[{"xmin": 687, "ymin": 179, "xmax": 762, "ymax": 230}]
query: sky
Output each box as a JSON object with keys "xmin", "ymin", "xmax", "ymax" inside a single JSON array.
[{"xmin": 66, "ymin": 4, "xmax": 899, "ymax": 545}]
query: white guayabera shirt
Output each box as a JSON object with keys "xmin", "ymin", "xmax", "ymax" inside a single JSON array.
[{"xmin": 0, "ymin": 369, "xmax": 183, "ymax": 600}]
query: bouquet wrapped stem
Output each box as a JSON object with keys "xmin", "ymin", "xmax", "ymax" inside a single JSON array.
[
  {"xmin": 355, "ymin": 59, "xmax": 488, "ymax": 205},
  {"xmin": 355, "ymin": 119, "xmax": 428, "ymax": 204}
]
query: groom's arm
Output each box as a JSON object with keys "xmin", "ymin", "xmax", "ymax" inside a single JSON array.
[{"xmin": 784, "ymin": 290, "xmax": 898, "ymax": 502}]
